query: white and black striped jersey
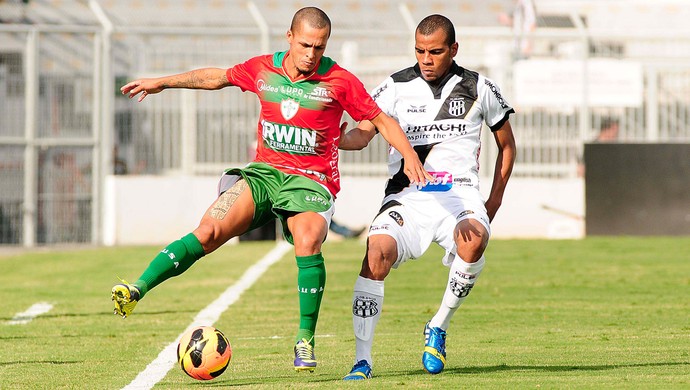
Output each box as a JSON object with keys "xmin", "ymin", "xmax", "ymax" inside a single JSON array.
[{"xmin": 371, "ymin": 62, "xmax": 514, "ymax": 197}]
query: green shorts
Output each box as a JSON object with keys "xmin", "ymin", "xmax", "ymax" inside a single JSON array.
[{"xmin": 219, "ymin": 162, "xmax": 334, "ymax": 243}]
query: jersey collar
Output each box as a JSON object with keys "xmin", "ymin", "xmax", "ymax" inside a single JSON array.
[
  {"xmin": 415, "ymin": 61, "xmax": 464, "ymax": 99},
  {"xmin": 273, "ymin": 50, "xmax": 336, "ymax": 82}
]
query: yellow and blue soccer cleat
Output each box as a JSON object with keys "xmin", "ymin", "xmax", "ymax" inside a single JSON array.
[
  {"xmin": 111, "ymin": 280, "xmax": 141, "ymax": 319},
  {"xmin": 422, "ymin": 321, "xmax": 447, "ymax": 374},
  {"xmin": 293, "ymin": 338, "xmax": 317, "ymax": 372},
  {"xmin": 343, "ymin": 359, "xmax": 372, "ymax": 380}
]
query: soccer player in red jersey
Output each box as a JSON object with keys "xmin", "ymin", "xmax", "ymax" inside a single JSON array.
[{"xmin": 112, "ymin": 7, "xmax": 430, "ymax": 372}]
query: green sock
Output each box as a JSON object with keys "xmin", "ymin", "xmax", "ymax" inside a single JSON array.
[
  {"xmin": 295, "ymin": 253, "xmax": 326, "ymax": 346},
  {"xmin": 133, "ymin": 233, "xmax": 205, "ymax": 298}
]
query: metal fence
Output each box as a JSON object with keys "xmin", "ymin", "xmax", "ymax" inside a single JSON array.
[
  {"xmin": 1, "ymin": 1, "xmax": 690, "ymax": 246},
  {"xmin": 0, "ymin": 26, "xmax": 101, "ymax": 246}
]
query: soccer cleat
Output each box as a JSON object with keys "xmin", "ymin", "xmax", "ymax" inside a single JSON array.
[
  {"xmin": 293, "ymin": 338, "xmax": 317, "ymax": 372},
  {"xmin": 111, "ymin": 281, "xmax": 141, "ymax": 319},
  {"xmin": 343, "ymin": 359, "xmax": 372, "ymax": 380},
  {"xmin": 422, "ymin": 321, "xmax": 447, "ymax": 374}
]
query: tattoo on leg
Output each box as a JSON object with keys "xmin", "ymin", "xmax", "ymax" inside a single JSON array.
[{"xmin": 209, "ymin": 179, "xmax": 247, "ymax": 220}]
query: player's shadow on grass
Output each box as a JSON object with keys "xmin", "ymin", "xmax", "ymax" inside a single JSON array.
[
  {"xmin": 0, "ymin": 360, "xmax": 82, "ymax": 366},
  {"xmin": 153, "ymin": 361, "xmax": 690, "ymax": 387},
  {"xmin": 388, "ymin": 361, "xmax": 690, "ymax": 376},
  {"xmin": 0, "ymin": 309, "xmax": 197, "ymax": 322},
  {"xmin": 170, "ymin": 373, "xmax": 300, "ymax": 387},
  {"xmin": 99, "ymin": 309, "xmax": 199, "ymax": 317},
  {"xmin": 447, "ymin": 361, "xmax": 689, "ymax": 373}
]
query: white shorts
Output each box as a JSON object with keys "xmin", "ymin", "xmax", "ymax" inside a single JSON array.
[{"xmin": 368, "ymin": 188, "xmax": 490, "ymax": 267}]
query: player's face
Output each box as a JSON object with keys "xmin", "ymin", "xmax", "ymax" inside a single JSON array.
[
  {"xmin": 414, "ymin": 29, "xmax": 458, "ymax": 83},
  {"xmin": 286, "ymin": 22, "xmax": 329, "ymax": 77}
]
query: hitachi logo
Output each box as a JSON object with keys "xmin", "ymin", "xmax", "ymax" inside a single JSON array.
[{"xmin": 406, "ymin": 123, "xmax": 466, "ymax": 133}]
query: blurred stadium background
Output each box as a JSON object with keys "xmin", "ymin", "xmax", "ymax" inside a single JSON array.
[{"xmin": 1, "ymin": 0, "xmax": 689, "ymax": 246}]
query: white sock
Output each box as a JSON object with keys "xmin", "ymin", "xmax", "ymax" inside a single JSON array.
[
  {"xmin": 429, "ymin": 255, "xmax": 485, "ymax": 331},
  {"xmin": 352, "ymin": 276, "xmax": 384, "ymax": 366}
]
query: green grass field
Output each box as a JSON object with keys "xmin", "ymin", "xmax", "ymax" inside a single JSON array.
[{"xmin": 1, "ymin": 237, "xmax": 689, "ymax": 389}]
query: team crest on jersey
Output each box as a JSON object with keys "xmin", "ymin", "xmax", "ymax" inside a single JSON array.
[
  {"xmin": 280, "ymin": 98, "xmax": 299, "ymax": 120},
  {"xmin": 449, "ymin": 98, "xmax": 466, "ymax": 117}
]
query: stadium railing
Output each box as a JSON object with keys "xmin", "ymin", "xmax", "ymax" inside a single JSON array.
[{"xmin": 1, "ymin": 0, "xmax": 690, "ymax": 245}]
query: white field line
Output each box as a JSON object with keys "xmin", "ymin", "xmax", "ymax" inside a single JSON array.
[
  {"xmin": 234, "ymin": 334, "xmax": 336, "ymax": 341},
  {"xmin": 122, "ymin": 241, "xmax": 292, "ymax": 390},
  {"xmin": 6, "ymin": 302, "xmax": 54, "ymax": 325}
]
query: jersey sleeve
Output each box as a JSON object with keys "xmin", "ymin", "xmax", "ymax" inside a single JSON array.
[
  {"xmin": 225, "ymin": 57, "xmax": 261, "ymax": 93},
  {"xmin": 481, "ymin": 76, "xmax": 515, "ymax": 131},
  {"xmin": 337, "ymin": 70, "xmax": 382, "ymax": 121},
  {"xmin": 370, "ymin": 77, "xmax": 396, "ymax": 117}
]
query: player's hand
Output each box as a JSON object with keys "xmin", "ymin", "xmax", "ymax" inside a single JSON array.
[
  {"xmin": 402, "ymin": 153, "xmax": 433, "ymax": 186},
  {"xmin": 120, "ymin": 78, "xmax": 163, "ymax": 102},
  {"xmin": 339, "ymin": 121, "xmax": 348, "ymax": 138}
]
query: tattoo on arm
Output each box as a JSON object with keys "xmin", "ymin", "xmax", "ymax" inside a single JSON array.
[
  {"xmin": 189, "ymin": 71, "xmax": 204, "ymax": 88},
  {"xmin": 209, "ymin": 179, "xmax": 248, "ymax": 220},
  {"xmin": 166, "ymin": 69, "xmax": 219, "ymax": 89}
]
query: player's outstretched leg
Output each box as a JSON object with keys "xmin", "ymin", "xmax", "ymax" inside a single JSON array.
[
  {"xmin": 293, "ymin": 337, "xmax": 317, "ymax": 372},
  {"xmin": 111, "ymin": 281, "xmax": 141, "ymax": 318},
  {"xmin": 422, "ymin": 321, "xmax": 447, "ymax": 374},
  {"xmin": 111, "ymin": 233, "xmax": 205, "ymax": 318},
  {"xmin": 343, "ymin": 360, "xmax": 372, "ymax": 380}
]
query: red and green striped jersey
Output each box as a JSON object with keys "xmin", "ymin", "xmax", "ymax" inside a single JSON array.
[{"xmin": 226, "ymin": 51, "xmax": 381, "ymax": 197}]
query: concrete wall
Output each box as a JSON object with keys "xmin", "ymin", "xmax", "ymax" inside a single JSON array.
[{"xmin": 103, "ymin": 175, "xmax": 585, "ymax": 245}]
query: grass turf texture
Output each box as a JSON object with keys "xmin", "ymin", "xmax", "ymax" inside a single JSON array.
[{"xmin": 0, "ymin": 237, "xmax": 688, "ymax": 389}]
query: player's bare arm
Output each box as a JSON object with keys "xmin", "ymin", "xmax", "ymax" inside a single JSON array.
[
  {"xmin": 339, "ymin": 120, "xmax": 377, "ymax": 151},
  {"xmin": 485, "ymin": 121, "xmax": 516, "ymax": 221},
  {"xmin": 370, "ymin": 113, "xmax": 433, "ymax": 185},
  {"xmin": 120, "ymin": 68, "xmax": 231, "ymax": 102}
]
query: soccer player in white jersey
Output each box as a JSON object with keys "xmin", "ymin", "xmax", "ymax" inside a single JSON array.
[{"xmin": 340, "ymin": 14, "xmax": 516, "ymax": 379}]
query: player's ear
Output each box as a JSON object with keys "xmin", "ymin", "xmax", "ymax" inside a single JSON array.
[{"xmin": 451, "ymin": 42, "xmax": 459, "ymax": 58}]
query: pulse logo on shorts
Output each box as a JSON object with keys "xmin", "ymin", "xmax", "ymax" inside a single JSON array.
[
  {"xmin": 457, "ymin": 210, "xmax": 475, "ymax": 219},
  {"xmin": 369, "ymin": 224, "xmax": 391, "ymax": 232},
  {"xmin": 420, "ymin": 171, "xmax": 453, "ymax": 192}
]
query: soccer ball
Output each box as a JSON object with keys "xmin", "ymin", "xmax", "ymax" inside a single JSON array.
[{"xmin": 177, "ymin": 326, "xmax": 232, "ymax": 380}]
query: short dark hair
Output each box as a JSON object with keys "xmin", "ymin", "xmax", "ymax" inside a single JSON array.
[
  {"xmin": 600, "ymin": 117, "xmax": 619, "ymax": 130},
  {"xmin": 291, "ymin": 7, "xmax": 331, "ymax": 38},
  {"xmin": 416, "ymin": 14, "xmax": 456, "ymax": 47}
]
